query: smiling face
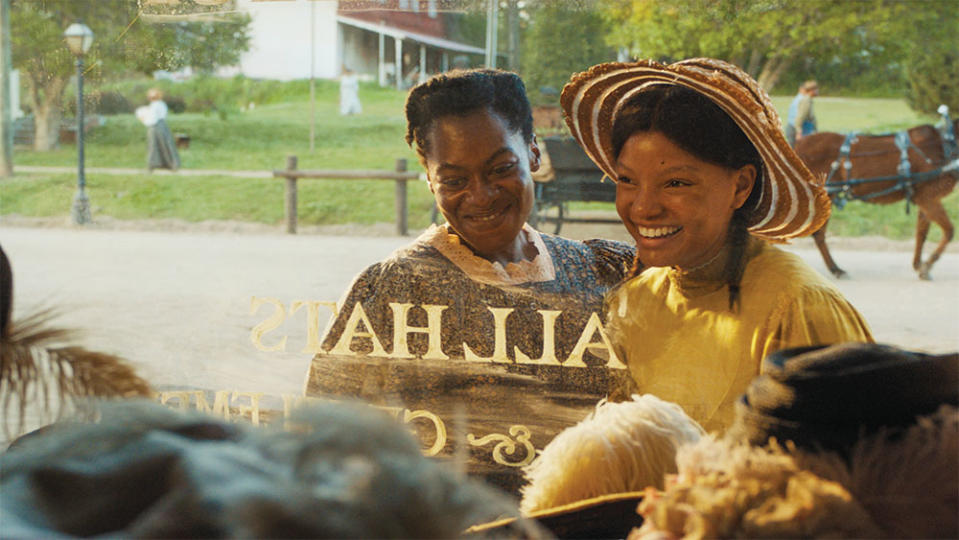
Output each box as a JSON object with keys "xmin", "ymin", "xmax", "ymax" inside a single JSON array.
[
  {"xmin": 424, "ymin": 109, "xmax": 540, "ymax": 265},
  {"xmin": 614, "ymin": 131, "xmax": 756, "ymax": 270}
]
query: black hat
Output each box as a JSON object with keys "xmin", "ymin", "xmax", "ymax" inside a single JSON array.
[
  {"xmin": 732, "ymin": 342, "xmax": 958, "ymax": 453},
  {"xmin": 465, "ymin": 491, "xmax": 645, "ymax": 539}
]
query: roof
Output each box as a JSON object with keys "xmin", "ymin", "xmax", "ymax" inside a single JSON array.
[{"xmin": 337, "ymin": 15, "xmax": 485, "ymax": 55}]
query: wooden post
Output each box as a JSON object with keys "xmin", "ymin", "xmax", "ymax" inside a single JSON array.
[
  {"xmin": 395, "ymin": 158, "xmax": 408, "ymax": 236},
  {"xmin": 309, "ymin": 0, "xmax": 315, "ymax": 152},
  {"xmin": 419, "ymin": 44, "xmax": 426, "ymax": 83},
  {"xmin": 285, "ymin": 155, "xmax": 298, "ymax": 234},
  {"xmin": 378, "ymin": 32, "xmax": 386, "ymax": 87},
  {"xmin": 394, "ymin": 37, "xmax": 403, "ymax": 91},
  {"xmin": 0, "ymin": 0, "xmax": 13, "ymax": 177}
]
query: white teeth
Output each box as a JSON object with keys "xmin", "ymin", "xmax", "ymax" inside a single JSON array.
[
  {"xmin": 638, "ymin": 226, "xmax": 680, "ymax": 238},
  {"xmin": 471, "ymin": 211, "xmax": 501, "ymax": 222}
]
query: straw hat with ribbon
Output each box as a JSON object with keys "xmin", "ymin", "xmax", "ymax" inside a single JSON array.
[{"xmin": 560, "ymin": 58, "xmax": 831, "ymax": 241}]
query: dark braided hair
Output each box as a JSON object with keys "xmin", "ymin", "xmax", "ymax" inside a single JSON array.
[
  {"xmin": 404, "ymin": 69, "xmax": 534, "ymax": 163},
  {"xmin": 612, "ymin": 85, "xmax": 763, "ymax": 311}
]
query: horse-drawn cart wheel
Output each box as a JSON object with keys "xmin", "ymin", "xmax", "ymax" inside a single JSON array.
[{"xmin": 552, "ymin": 204, "xmax": 565, "ymax": 234}]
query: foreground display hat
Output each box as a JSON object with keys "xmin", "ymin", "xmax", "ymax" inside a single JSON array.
[
  {"xmin": 465, "ymin": 491, "xmax": 645, "ymax": 539},
  {"xmin": 560, "ymin": 58, "xmax": 831, "ymax": 240},
  {"xmin": 732, "ymin": 342, "xmax": 959, "ymax": 453}
]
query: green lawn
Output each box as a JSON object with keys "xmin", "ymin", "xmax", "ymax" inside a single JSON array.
[
  {"xmin": 0, "ymin": 172, "xmax": 438, "ymax": 229},
  {"xmin": 768, "ymin": 95, "xmax": 936, "ymax": 133},
  {"xmin": 3, "ymin": 88, "xmax": 956, "ymax": 238},
  {"xmin": 13, "ymin": 82, "xmax": 415, "ymax": 171}
]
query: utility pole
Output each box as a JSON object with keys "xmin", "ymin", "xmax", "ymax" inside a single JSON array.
[
  {"xmin": 0, "ymin": 0, "xmax": 13, "ymax": 177},
  {"xmin": 484, "ymin": 0, "xmax": 498, "ymax": 68},
  {"xmin": 309, "ymin": 0, "xmax": 315, "ymax": 152},
  {"xmin": 507, "ymin": 0, "xmax": 519, "ymax": 72}
]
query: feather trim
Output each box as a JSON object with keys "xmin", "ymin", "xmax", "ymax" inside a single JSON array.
[{"xmin": 1, "ymin": 309, "xmax": 152, "ymax": 443}]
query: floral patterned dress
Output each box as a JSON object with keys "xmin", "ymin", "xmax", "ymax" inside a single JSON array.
[{"xmin": 305, "ymin": 224, "xmax": 636, "ymax": 494}]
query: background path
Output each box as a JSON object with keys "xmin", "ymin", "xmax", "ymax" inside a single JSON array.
[{"xmin": 2, "ymin": 224, "xmax": 956, "ymax": 400}]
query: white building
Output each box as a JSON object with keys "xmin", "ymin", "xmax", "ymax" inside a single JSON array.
[{"xmin": 233, "ymin": 0, "xmax": 486, "ymax": 87}]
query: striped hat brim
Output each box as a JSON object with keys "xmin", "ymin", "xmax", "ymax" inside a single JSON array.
[{"xmin": 560, "ymin": 58, "xmax": 831, "ymax": 241}]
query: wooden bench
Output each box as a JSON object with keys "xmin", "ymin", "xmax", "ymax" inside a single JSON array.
[
  {"xmin": 58, "ymin": 115, "xmax": 103, "ymax": 144},
  {"xmin": 175, "ymin": 133, "xmax": 191, "ymax": 149},
  {"xmin": 532, "ymin": 136, "xmax": 620, "ymax": 234}
]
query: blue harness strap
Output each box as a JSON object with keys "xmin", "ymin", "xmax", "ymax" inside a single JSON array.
[
  {"xmin": 939, "ymin": 109, "xmax": 957, "ymax": 161},
  {"xmin": 894, "ymin": 131, "xmax": 916, "ymax": 213},
  {"xmin": 894, "ymin": 131, "xmax": 913, "ymax": 176},
  {"xmin": 825, "ymin": 133, "xmax": 858, "ymax": 209}
]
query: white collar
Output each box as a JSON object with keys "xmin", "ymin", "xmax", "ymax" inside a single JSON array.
[{"xmin": 419, "ymin": 223, "xmax": 556, "ymax": 286}]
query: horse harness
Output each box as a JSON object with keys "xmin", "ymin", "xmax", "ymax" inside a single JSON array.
[{"xmin": 823, "ymin": 112, "xmax": 959, "ymax": 212}]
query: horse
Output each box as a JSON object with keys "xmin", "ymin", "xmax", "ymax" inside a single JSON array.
[{"xmin": 794, "ymin": 115, "xmax": 958, "ymax": 280}]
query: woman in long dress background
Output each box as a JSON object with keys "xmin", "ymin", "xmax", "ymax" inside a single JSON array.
[{"xmin": 136, "ymin": 88, "xmax": 180, "ymax": 172}]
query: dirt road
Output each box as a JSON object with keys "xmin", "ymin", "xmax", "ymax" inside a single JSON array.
[{"xmin": 2, "ymin": 220, "xmax": 956, "ymax": 400}]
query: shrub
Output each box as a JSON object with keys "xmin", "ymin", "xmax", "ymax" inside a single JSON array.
[
  {"xmin": 73, "ymin": 75, "xmax": 336, "ymax": 119},
  {"xmin": 91, "ymin": 91, "xmax": 134, "ymax": 115},
  {"xmin": 899, "ymin": 1, "xmax": 958, "ymax": 115},
  {"xmin": 64, "ymin": 90, "xmax": 133, "ymax": 116},
  {"xmin": 164, "ymin": 95, "xmax": 187, "ymax": 114},
  {"xmin": 905, "ymin": 57, "xmax": 959, "ymax": 116}
]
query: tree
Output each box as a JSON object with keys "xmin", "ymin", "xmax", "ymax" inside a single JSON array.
[
  {"xmin": 599, "ymin": 0, "xmax": 899, "ymax": 92},
  {"xmin": 443, "ymin": 0, "xmax": 528, "ymax": 72},
  {"xmin": 896, "ymin": 1, "xmax": 959, "ymax": 115},
  {"xmin": 521, "ymin": 1, "xmax": 612, "ymax": 104},
  {"xmin": 11, "ymin": 0, "xmax": 250, "ymax": 150}
]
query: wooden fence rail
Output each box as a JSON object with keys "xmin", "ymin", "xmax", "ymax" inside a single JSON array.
[{"xmin": 272, "ymin": 155, "xmax": 422, "ymax": 235}]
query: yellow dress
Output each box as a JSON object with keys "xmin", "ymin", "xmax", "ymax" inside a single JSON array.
[{"xmin": 606, "ymin": 237, "xmax": 873, "ymax": 433}]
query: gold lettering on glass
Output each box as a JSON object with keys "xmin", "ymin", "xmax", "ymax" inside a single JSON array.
[
  {"xmin": 463, "ymin": 306, "xmax": 514, "ymax": 363},
  {"xmin": 195, "ymin": 390, "xmax": 233, "ymax": 420},
  {"xmin": 232, "ymin": 391, "xmax": 264, "ymax": 425},
  {"xmin": 290, "ymin": 300, "xmax": 338, "ymax": 353},
  {"xmin": 250, "ymin": 296, "xmax": 288, "ymax": 352},
  {"xmin": 280, "ymin": 394, "xmax": 322, "ymax": 423},
  {"xmin": 514, "ymin": 309, "xmax": 562, "ymax": 365},
  {"xmin": 159, "ymin": 391, "xmax": 193, "ymax": 411},
  {"xmin": 329, "ymin": 302, "xmax": 389, "ymax": 357},
  {"xmin": 160, "ymin": 392, "xmax": 548, "ymax": 468},
  {"xmin": 388, "ymin": 303, "xmax": 449, "ymax": 360},
  {"xmin": 403, "ymin": 409, "xmax": 448, "ymax": 456},
  {"xmin": 467, "ymin": 425, "xmax": 536, "ymax": 467},
  {"xmin": 565, "ymin": 312, "xmax": 626, "ymax": 369}
]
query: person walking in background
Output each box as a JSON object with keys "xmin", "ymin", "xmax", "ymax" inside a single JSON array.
[
  {"xmin": 785, "ymin": 80, "xmax": 819, "ymax": 146},
  {"xmin": 135, "ymin": 88, "xmax": 180, "ymax": 172},
  {"xmin": 339, "ymin": 67, "xmax": 362, "ymax": 115}
]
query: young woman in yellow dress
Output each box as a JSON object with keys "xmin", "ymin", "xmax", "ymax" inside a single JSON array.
[{"xmin": 561, "ymin": 58, "xmax": 873, "ymax": 432}]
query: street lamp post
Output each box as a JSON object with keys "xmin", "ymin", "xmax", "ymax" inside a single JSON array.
[{"xmin": 63, "ymin": 22, "xmax": 93, "ymax": 225}]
